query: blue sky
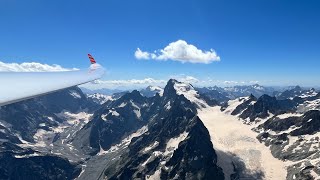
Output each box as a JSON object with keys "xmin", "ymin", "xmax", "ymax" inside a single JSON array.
[{"xmin": 1, "ymin": 0, "xmax": 320, "ymax": 88}]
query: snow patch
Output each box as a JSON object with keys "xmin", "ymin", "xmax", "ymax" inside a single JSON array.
[
  {"xmin": 299, "ymin": 90, "xmax": 318, "ymax": 98},
  {"xmin": 98, "ymin": 125, "xmax": 148, "ymax": 156},
  {"xmin": 276, "ymin": 113, "xmax": 303, "ymax": 119},
  {"xmin": 119, "ymin": 102, "xmax": 127, "ymax": 107},
  {"xmin": 14, "ymin": 152, "xmax": 41, "ymax": 158},
  {"xmin": 110, "ymin": 110, "xmax": 120, "ymax": 116},
  {"xmin": 143, "ymin": 141, "xmax": 159, "ymax": 153},
  {"xmin": 101, "ymin": 114, "xmax": 108, "ymax": 121},
  {"xmin": 164, "ymin": 131, "xmax": 188, "ymax": 157},
  {"xmin": 146, "ymin": 168, "xmax": 161, "ymax": 180},
  {"xmin": 69, "ymin": 90, "xmax": 81, "ymax": 98},
  {"xmin": 130, "ymin": 100, "xmax": 141, "ymax": 118},
  {"xmin": 133, "ymin": 109, "xmax": 141, "ymax": 119},
  {"xmin": 39, "ymin": 123, "xmax": 46, "ymax": 127},
  {"xmin": 297, "ymin": 99, "xmax": 320, "ymax": 113},
  {"xmin": 164, "ymin": 101, "xmax": 171, "ymax": 110},
  {"xmin": 224, "ymin": 97, "xmax": 250, "ymax": 114},
  {"xmin": 33, "ymin": 129, "xmax": 49, "ymax": 147},
  {"xmin": 77, "ymin": 165, "xmax": 87, "ymax": 178},
  {"xmin": 47, "ymin": 116, "xmax": 55, "ymax": 121}
]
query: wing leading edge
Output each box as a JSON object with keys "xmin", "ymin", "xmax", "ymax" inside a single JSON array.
[{"xmin": 0, "ymin": 55, "xmax": 105, "ymax": 106}]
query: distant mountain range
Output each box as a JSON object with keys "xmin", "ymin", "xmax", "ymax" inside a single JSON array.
[
  {"xmin": 0, "ymin": 81, "xmax": 319, "ymax": 179},
  {"xmin": 83, "ymin": 84, "xmax": 319, "ymax": 103}
]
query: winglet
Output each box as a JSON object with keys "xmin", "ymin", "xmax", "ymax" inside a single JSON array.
[{"xmin": 88, "ymin": 54, "xmax": 96, "ymax": 64}]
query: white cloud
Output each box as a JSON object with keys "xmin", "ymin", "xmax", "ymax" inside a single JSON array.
[
  {"xmin": 170, "ymin": 75, "xmax": 199, "ymax": 84},
  {"xmin": 81, "ymin": 76, "xmax": 200, "ymax": 90},
  {"xmin": 134, "ymin": 48, "xmax": 150, "ymax": 60},
  {"xmin": 223, "ymin": 80, "xmax": 239, "ymax": 85},
  {"xmin": 134, "ymin": 40, "xmax": 220, "ymax": 64},
  {"xmin": 249, "ymin": 80, "xmax": 259, "ymax": 84},
  {"xmin": 82, "ymin": 78, "xmax": 167, "ymax": 90},
  {"xmin": 180, "ymin": 76, "xmax": 199, "ymax": 83},
  {"xmin": 92, "ymin": 76, "xmax": 200, "ymax": 87},
  {"xmin": 81, "ymin": 75, "xmax": 261, "ymax": 90},
  {"xmin": 0, "ymin": 61, "xmax": 78, "ymax": 72},
  {"xmin": 222, "ymin": 80, "xmax": 260, "ymax": 85},
  {"xmin": 92, "ymin": 78, "xmax": 167, "ymax": 85}
]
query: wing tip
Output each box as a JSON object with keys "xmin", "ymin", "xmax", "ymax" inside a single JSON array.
[{"xmin": 88, "ymin": 53, "xmax": 97, "ymax": 64}]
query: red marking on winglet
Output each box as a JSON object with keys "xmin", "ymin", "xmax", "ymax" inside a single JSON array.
[{"xmin": 88, "ymin": 54, "xmax": 96, "ymax": 64}]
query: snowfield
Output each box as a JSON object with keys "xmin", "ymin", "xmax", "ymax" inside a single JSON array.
[
  {"xmin": 198, "ymin": 106, "xmax": 287, "ymax": 180},
  {"xmin": 173, "ymin": 81, "xmax": 208, "ymax": 108}
]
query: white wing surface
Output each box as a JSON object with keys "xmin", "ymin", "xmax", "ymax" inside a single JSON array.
[{"xmin": 0, "ymin": 58, "xmax": 105, "ymax": 106}]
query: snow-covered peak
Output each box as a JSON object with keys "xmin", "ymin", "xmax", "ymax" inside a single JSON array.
[
  {"xmin": 146, "ymin": 86, "xmax": 164, "ymax": 96},
  {"xmin": 299, "ymin": 88, "xmax": 318, "ymax": 98},
  {"xmin": 252, "ymin": 84, "xmax": 265, "ymax": 91},
  {"xmin": 87, "ymin": 93, "xmax": 113, "ymax": 104},
  {"xmin": 224, "ymin": 84, "xmax": 265, "ymax": 92},
  {"xmin": 172, "ymin": 80, "xmax": 208, "ymax": 108},
  {"xmin": 140, "ymin": 86, "xmax": 164, "ymax": 97}
]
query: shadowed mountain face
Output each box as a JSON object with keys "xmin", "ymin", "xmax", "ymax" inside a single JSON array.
[
  {"xmin": 237, "ymin": 94, "xmax": 298, "ymax": 121},
  {"xmin": 258, "ymin": 110, "xmax": 320, "ymax": 136},
  {"xmin": 0, "ymin": 153, "xmax": 81, "ymax": 180},
  {"xmin": 71, "ymin": 79, "xmax": 224, "ymax": 179},
  {"xmin": 0, "ymin": 86, "xmax": 96, "ymax": 142},
  {"xmin": 0, "ymin": 87, "xmax": 97, "ymax": 180},
  {"xmin": 101, "ymin": 80, "xmax": 223, "ymax": 179},
  {"xmin": 71, "ymin": 90, "xmax": 152, "ymax": 155}
]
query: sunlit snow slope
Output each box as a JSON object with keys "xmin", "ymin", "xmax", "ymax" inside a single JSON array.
[{"xmin": 198, "ymin": 106, "xmax": 287, "ymax": 180}]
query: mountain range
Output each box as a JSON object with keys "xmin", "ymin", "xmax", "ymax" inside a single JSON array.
[{"xmin": 0, "ymin": 81, "xmax": 319, "ymax": 180}]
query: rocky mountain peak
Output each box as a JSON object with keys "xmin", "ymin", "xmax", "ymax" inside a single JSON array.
[
  {"xmin": 119, "ymin": 89, "xmax": 144, "ymax": 103},
  {"xmin": 249, "ymin": 93, "xmax": 257, "ymax": 101},
  {"xmin": 293, "ymin": 85, "xmax": 302, "ymax": 91},
  {"xmin": 259, "ymin": 94, "xmax": 276, "ymax": 101},
  {"xmin": 163, "ymin": 79, "xmax": 179, "ymax": 96},
  {"xmin": 163, "ymin": 79, "xmax": 211, "ymax": 108}
]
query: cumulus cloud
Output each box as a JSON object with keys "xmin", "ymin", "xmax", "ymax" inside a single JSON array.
[
  {"xmin": 249, "ymin": 80, "xmax": 259, "ymax": 84},
  {"xmin": 134, "ymin": 48, "xmax": 150, "ymax": 60},
  {"xmin": 91, "ymin": 76, "xmax": 200, "ymax": 88},
  {"xmin": 134, "ymin": 40, "xmax": 220, "ymax": 64},
  {"xmin": 223, "ymin": 80, "xmax": 260, "ymax": 85},
  {"xmin": 92, "ymin": 78, "xmax": 167, "ymax": 85},
  {"xmin": 170, "ymin": 75, "xmax": 199, "ymax": 84},
  {"xmin": 81, "ymin": 75, "xmax": 262, "ymax": 90},
  {"xmin": 0, "ymin": 61, "xmax": 78, "ymax": 72},
  {"xmin": 180, "ymin": 76, "xmax": 199, "ymax": 83},
  {"xmin": 223, "ymin": 80, "xmax": 239, "ymax": 85},
  {"xmin": 82, "ymin": 76, "xmax": 200, "ymax": 90},
  {"xmin": 81, "ymin": 78, "xmax": 167, "ymax": 90}
]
